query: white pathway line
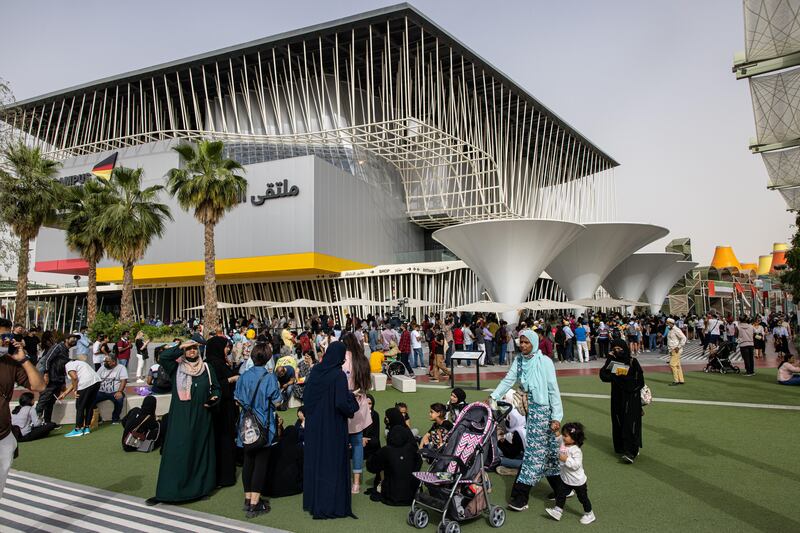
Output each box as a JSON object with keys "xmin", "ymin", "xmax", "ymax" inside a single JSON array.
[{"xmin": 558, "ymin": 392, "xmax": 800, "ymax": 411}]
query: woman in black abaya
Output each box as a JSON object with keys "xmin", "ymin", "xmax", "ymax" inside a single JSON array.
[
  {"xmin": 302, "ymin": 341, "xmax": 359, "ymax": 519},
  {"xmin": 205, "ymin": 335, "xmax": 239, "ymax": 487},
  {"xmin": 599, "ymin": 339, "xmax": 645, "ymax": 463}
]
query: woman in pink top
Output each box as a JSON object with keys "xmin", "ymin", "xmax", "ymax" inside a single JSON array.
[
  {"xmin": 341, "ymin": 332, "xmax": 373, "ymax": 493},
  {"xmin": 777, "ymin": 355, "xmax": 800, "ymax": 385}
]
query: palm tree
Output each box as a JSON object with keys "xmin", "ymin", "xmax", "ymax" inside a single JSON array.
[
  {"xmin": 99, "ymin": 166, "xmax": 172, "ymax": 322},
  {"xmin": 166, "ymin": 140, "xmax": 246, "ymax": 332},
  {"xmin": 63, "ymin": 178, "xmax": 111, "ymax": 325},
  {"xmin": 0, "ymin": 142, "xmax": 62, "ymax": 324}
]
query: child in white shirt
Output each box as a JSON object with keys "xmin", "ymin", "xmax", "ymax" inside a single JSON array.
[{"xmin": 546, "ymin": 422, "xmax": 595, "ymax": 525}]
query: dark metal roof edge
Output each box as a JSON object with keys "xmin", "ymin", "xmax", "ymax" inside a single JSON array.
[{"xmin": 7, "ymin": 2, "xmax": 619, "ymax": 167}]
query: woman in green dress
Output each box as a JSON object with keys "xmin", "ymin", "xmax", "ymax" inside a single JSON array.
[{"xmin": 148, "ymin": 340, "xmax": 220, "ymax": 504}]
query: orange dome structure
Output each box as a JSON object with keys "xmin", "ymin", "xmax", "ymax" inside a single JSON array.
[
  {"xmin": 739, "ymin": 262, "xmax": 758, "ymax": 273},
  {"xmin": 773, "ymin": 242, "xmax": 789, "ymax": 252},
  {"xmin": 771, "ymin": 249, "xmax": 788, "ymax": 272},
  {"xmin": 710, "ymin": 246, "xmax": 741, "ymax": 270},
  {"xmin": 757, "ymin": 255, "xmax": 773, "ymax": 276}
]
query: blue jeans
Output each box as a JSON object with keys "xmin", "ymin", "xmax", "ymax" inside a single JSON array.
[
  {"xmin": 464, "ymin": 343, "xmax": 473, "ymax": 366},
  {"xmin": 118, "ymin": 359, "xmax": 129, "ymax": 368},
  {"xmin": 648, "ymin": 334, "xmax": 657, "ymax": 350},
  {"xmin": 779, "ymin": 375, "xmax": 800, "ymax": 385},
  {"xmin": 93, "ymin": 391, "xmax": 125, "ymax": 422},
  {"xmin": 445, "ymin": 343, "xmax": 455, "ymax": 367},
  {"xmin": 412, "ymin": 348, "xmax": 424, "ymax": 368},
  {"xmin": 565, "ymin": 340, "xmax": 574, "ymax": 361},
  {"xmin": 499, "ymin": 342, "xmax": 508, "ymax": 365},
  {"xmin": 349, "ymin": 431, "xmax": 364, "ymax": 473},
  {"xmin": 484, "ymin": 340, "xmax": 494, "ymax": 363}
]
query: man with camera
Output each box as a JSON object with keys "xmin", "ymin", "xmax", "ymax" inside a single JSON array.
[{"xmin": 0, "ymin": 317, "xmax": 45, "ymax": 499}]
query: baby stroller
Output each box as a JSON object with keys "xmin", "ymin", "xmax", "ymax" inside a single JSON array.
[
  {"xmin": 408, "ymin": 401, "xmax": 512, "ymax": 533},
  {"xmin": 704, "ymin": 341, "xmax": 741, "ymax": 374}
]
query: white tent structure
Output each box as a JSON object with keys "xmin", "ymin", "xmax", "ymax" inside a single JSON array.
[
  {"xmin": 602, "ymin": 253, "xmax": 684, "ymax": 303},
  {"xmin": 544, "ymin": 223, "xmax": 668, "ymax": 300},
  {"xmin": 520, "ymin": 299, "xmax": 585, "ymax": 312},
  {"xmin": 645, "ymin": 261, "xmax": 698, "ymax": 314},
  {"xmin": 433, "ymin": 219, "xmax": 585, "ymax": 323},
  {"xmin": 333, "ymin": 297, "xmax": 386, "ymax": 307},
  {"xmin": 384, "ymin": 298, "xmax": 442, "ymax": 308},
  {"xmin": 185, "ymin": 302, "xmax": 237, "ymax": 311},
  {"xmin": 568, "ymin": 297, "xmax": 649, "ymax": 309},
  {"xmin": 235, "ymin": 300, "xmax": 279, "ymax": 308},
  {"xmin": 272, "ymin": 298, "xmax": 332, "ymax": 308},
  {"xmin": 442, "ymin": 301, "xmax": 518, "ymax": 313}
]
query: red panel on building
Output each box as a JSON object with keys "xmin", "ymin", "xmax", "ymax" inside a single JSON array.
[{"xmin": 35, "ymin": 258, "xmax": 90, "ymax": 275}]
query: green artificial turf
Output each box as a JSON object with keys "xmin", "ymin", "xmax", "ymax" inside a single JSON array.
[{"xmin": 11, "ymin": 374, "xmax": 800, "ymax": 533}]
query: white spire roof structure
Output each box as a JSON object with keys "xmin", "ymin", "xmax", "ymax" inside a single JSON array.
[
  {"xmin": 433, "ymin": 219, "xmax": 585, "ymax": 322},
  {"xmin": 544, "ymin": 223, "xmax": 668, "ymax": 301},
  {"xmin": 644, "ymin": 261, "xmax": 698, "ymax": 314},
  {"xmin": 602, "ymin": 253, "xmax": 684, "ymax": 302}
]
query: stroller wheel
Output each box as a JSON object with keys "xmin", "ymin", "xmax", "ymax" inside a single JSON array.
[
  {"xmin": 721, "ymin": 369, "xmax": 726, "ymax": 374},
  {"xmin": 411, "ymin": 509, "xmax": 429, "ymax": 529},
  {"xmin": 487, "ymin": 505, "xmax": 506, "ymax": 528},
  {"xmin": 703, "ymin": 368, "xmax": 709, "ymax": 373},
  {"xmin": 445, "ymin": 522, "xmax": 461, "ymax": 533}
]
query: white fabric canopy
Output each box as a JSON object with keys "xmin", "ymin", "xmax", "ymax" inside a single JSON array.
[
  {"xmin": 235, "ymin": 300, "xmax": 278, "ymax": 308},
  {"xmin": 271, "ymin": 298, "xmax": 332, "ymax": 308},
  {"xmin": 520, "ymin": 299, "xmax": 586, "ymax": 311},
  {"xmin": 384, "ymin": 297, "xmax": 441, "ymax": 307},
  {"xmin": 332, "ymin": 297, "xmax": 386, "ymax": 307},
  {"xmin": 442, "ymin": 301, "xmax": 517, "ymax": 313},
  {"xmin": 568, "ymin": 297, "xmax": 648, "ymax": 308},
  {"xmin": 184, "ymin": 302, "xmax": 237, "ymax": 311}
]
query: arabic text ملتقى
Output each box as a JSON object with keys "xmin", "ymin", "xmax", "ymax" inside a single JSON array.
[{"xmin": 250, "ymin": 179, "xmax": 300, "ymax": 205}]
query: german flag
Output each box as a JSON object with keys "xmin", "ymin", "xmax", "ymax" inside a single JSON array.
[{"xmin": 91, "ymin": 152, "xmax": 117, "ymax": 181}]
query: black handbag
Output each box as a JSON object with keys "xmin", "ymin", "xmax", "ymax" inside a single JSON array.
[{"xmin": 239, "ymin": 372, "xmax": 271, "ymax": 450}]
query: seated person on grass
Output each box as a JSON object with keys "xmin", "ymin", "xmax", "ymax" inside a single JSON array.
[
  {"xmin": 363, "ymin": 394, "xmax": 381, "ymax": 461},
  {"xmin": 495, "ymin": 392, "xmax": 526, "ymax": 476},
  {"xmin": 777, "ymin": 355, "xmax": 800, "ymax": 385},
  {"xmin": 11, "ymin": 393, "xmax": 56, "ymax": 442},
  {"xmin": 419, "ymin": 402, "xmax": 453, "ymax": 451},
  {"xmin": 366, "ymin": 407, "xmax": 421, "ymax": 506},
  {"xmin": 394, "ymin": 402, "xmax": 419, "ymax": 438},
  {"xmin": 121, "ymin": 395, "xmax": 164, "ymax": 452},
  {"xmin": 275, "ymin": 364, "xmax": 296, "ymax": 410}
]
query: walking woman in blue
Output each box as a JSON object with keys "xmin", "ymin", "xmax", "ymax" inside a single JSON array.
[
  {"xmin": 302, "ymin": 341, "xmax": 359, "ymax": 519},
  {"xmin": 488, "ymin": 329, "xmax": 564, "ymax": 511}
]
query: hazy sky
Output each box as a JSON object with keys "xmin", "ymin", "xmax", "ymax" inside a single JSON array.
[{"xmin": 1, "ymin": 0, "xmax": 793, "ymax": 282}]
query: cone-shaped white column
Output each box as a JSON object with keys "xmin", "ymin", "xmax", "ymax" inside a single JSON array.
[
  {"xmin": 602, "ymin": 253, "xmax": 684, "ymax": 302},
  {"xmin": 645, "ymin": 261, "xmax": 698, "ymax": 314},
  {"xmin": 433, "ymin": 219, "xmax": 585, "ymax": 322},
  {"xmin": 545, "ymin": 223, "xmax": 668, "ymax": 301}
]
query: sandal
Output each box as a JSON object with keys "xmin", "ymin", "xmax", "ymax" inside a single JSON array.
[{"xmin": 352, "ymin": 483, "xmax": 360, "ymax": 494}]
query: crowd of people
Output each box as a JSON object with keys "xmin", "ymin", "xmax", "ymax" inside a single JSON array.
[{"xmin": 0, "ymin": 304, "xmax": 796, "ymax": 524}]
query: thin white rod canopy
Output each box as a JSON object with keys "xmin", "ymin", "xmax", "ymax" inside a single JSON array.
[
  {"xmin": 544, "ymin": 223, "xmax": 668, "ymax": 300},
  {"xmin": 442, "ymin": 301, "xmax": 518, "ymax": 313},
  {"xmin": 184, "ymin": 302, "xmax": 237, "ymax": 311}
]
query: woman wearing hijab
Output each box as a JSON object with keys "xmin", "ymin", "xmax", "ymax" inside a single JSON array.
[
  {"xmin": 264, "ymin": 424, "xmax": 304, "ymax": 498},
  {"xmin": 149, "ymin": 340, "xmax": 220, "ymax": 504},
  {"xmin": 121, "ymin": 395, "xmax": 163, "ymax": 452},
  {"xmin": 495, "ymin": 391, "xmax": 527, "ymax": 476},
  {"xmin": 302, "ymin": 341, "xmax": 359, "ymax": 519},
  {"xmin": 366, "ymin": 407, "xmax": 421, "ymax": 506},
  {"xmin": 488, "ymin": 329, "xmax": 563, "ymax": 511},
  {"xmin": 205, "ymin": 335, "xmax": 238, "ymax": 488},
  {"xmin": 599, "ymin": 339, "xmax": 644, "ymax": 463},
  {"xmin": 446, "ymin": 387, "xmax": 467, "ymax": 423}
]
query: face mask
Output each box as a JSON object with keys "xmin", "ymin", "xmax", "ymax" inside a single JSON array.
[
  {"xmin": 185, "ymin": 355, "xmax": 200, "ymax": 362},
  {"xmin": 104, "ymin": 363, "xmax": 112, "ymax": 369}
]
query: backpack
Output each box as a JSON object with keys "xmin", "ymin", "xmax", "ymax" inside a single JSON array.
[
  {"xmin": 239, "ymin": 372, "xmax": 272, "ymax": 451},
  {"xmin": 555, "ymin": 328, "xmax": 566, "ymax": 345},
  {"xmin": 154, "ymin": 365, "xmax": 172, "ymax": 391},
  {"xmin": 627, "ymin": 324, "xmax": 637, "ymax": 336},
  {"xmin": 112, "ymin": 342, "xmax": 120, "ymax": 357}
]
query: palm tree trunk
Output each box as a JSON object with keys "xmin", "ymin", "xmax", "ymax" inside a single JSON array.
[
  {"xmin": 87, "ymin": 257, "xmax": 98, "ymax": 325},
  {"xmin": 203, "ymin": 220, "xmax": 219, "ymax": 333},
  {"xmin": 120, "ymin": 260, "xmax": 135, "ymax": 323},
  {"xmin": 13, "ymin": 235, "xmax": 29, "ymax": 326}
]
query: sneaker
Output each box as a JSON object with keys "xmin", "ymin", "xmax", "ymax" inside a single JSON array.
[
  {"xmin": 82, "ymin": 427, "xmax": 91, "ymax": 435},
  {"xmin": 622, "ymin": 454, "xmax": 635, "ymax": 464},
  {"xmin": 580, "ymin": 511, "xmax": 596, "ymax": 524},
  {"xmin": 547, "ymin": 490, "xmax": 575, "ymax": 500},
  {"xmin": 669, "ymin": 382, "xmax": 680, "ymax": 386},
  {"xmin": 508, "ymin": 502, "xmax": 528, "ymax": 512},
  {"xmin": 246, "ymin": 500, "xmax": 270, "ymax": 519},
  {"xmin": 52, "ymin": 424, "xmax": 63, "ymax": 431},
  {"xmin": 545, "ymin": 507, "xmax": 563, "ymax": 521},
  {"xmin": 111, "ymin": 420, "xmax": 121, "ymax": 425},
  {"xmin": 495, "ymin": 466, "xmax": 519, "ymax": 476},
  {"xmin": 64, "ymin": 428, "xmax": 84, "ymax": 438}
]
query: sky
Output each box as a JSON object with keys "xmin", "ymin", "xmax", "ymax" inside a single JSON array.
[{"xmin": 0, "ymin": 0, "xmax": 793, "ymax": 283}]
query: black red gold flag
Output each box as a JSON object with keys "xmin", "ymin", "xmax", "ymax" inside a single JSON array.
[{"xmin": 91, "ymin": 152, "xmax": 118, "ymax": 181}]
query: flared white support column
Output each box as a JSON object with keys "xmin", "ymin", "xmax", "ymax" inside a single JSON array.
[
  {"xmin": 545, "ymin": 223, "xmax": 668, "ymax": 301},
  {"xmin": 602, "ymin": 253, "xmax": 684, "ymax": 302},
  {"xmin": 433, "ymin": 219, "xmax": 585, "ymax": 323},
  {"xmin": 645, "ymin": 261, "xmax": 698, "ymax": 314}
]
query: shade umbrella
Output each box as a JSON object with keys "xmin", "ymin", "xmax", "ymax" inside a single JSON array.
[
  {"xmin": 235, "ymin": 300, "xmax": 278, "ymax": 308},
  {"xmin": 384, "ymin": 297, "xmax": 442, "ymax": 307},
  {"xmin": 520, "ymin": 299, "xmax": 586, "ymax": 311},
  {"xmin": 332, "ymin": 297, "xmax": 386, "ymax": 306},
  {"xmin": 184, "ymin": 302, "xmax": 237, "ymax": 311},
  {"xmin": 272, "ymin": 298, "xmax": 332, "ymax": 308},
  {"xmin": 568, "ymin": 297, "xmax": 647, "ymax": 308},
  {"xmin": 442, "ymin": 301, "xmax": 518, "ymax": 313}
]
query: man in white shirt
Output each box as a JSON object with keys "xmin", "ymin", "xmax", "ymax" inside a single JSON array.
[
  {"xmin": 60, "ymin": 359, "xmax": 101, "ymax": 436},
  {"xmin": 666, "ymin": 318, "xmax": 687, "ymax": 386},
  {"xmin": 411, "ymin": 324, "xmax": 424, "ymax": 368},
  {"xmin": 93, "ymin": 355, "xmax": 128, "ymax": 423}
]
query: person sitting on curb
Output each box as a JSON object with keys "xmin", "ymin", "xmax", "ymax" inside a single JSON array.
[{"xmin": 94, "ymin": 355, "xmax": 128, "ymax": 424}]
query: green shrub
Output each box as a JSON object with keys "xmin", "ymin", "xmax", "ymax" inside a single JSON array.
[{"xmin": 88, "ymin": 311, "xmax": 186, "ymax": 342}]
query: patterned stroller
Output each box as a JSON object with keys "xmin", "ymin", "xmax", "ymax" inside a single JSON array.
[{"xmin": 407, "ymin": 401, "xmax": 512, "ymax": 533}]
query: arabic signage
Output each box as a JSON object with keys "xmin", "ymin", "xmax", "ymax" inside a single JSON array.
[{"xmin": 243, "ymin": 179, "xmax": 300, "ymax": 206}]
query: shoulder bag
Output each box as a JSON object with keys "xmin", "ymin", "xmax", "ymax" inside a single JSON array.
[{"xmin": 239, "ymin": 372, "xmax": 271, "ymax": 450}]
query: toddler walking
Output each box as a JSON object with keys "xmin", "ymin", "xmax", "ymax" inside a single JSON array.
[{"xmin": 546, "ymin": 422, "xmax": 595, "ymax": 525}]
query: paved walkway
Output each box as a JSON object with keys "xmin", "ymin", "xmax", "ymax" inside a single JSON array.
[{"xmin": 0, "ymin": 470, "xmax": 287, "ymax": 533}]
